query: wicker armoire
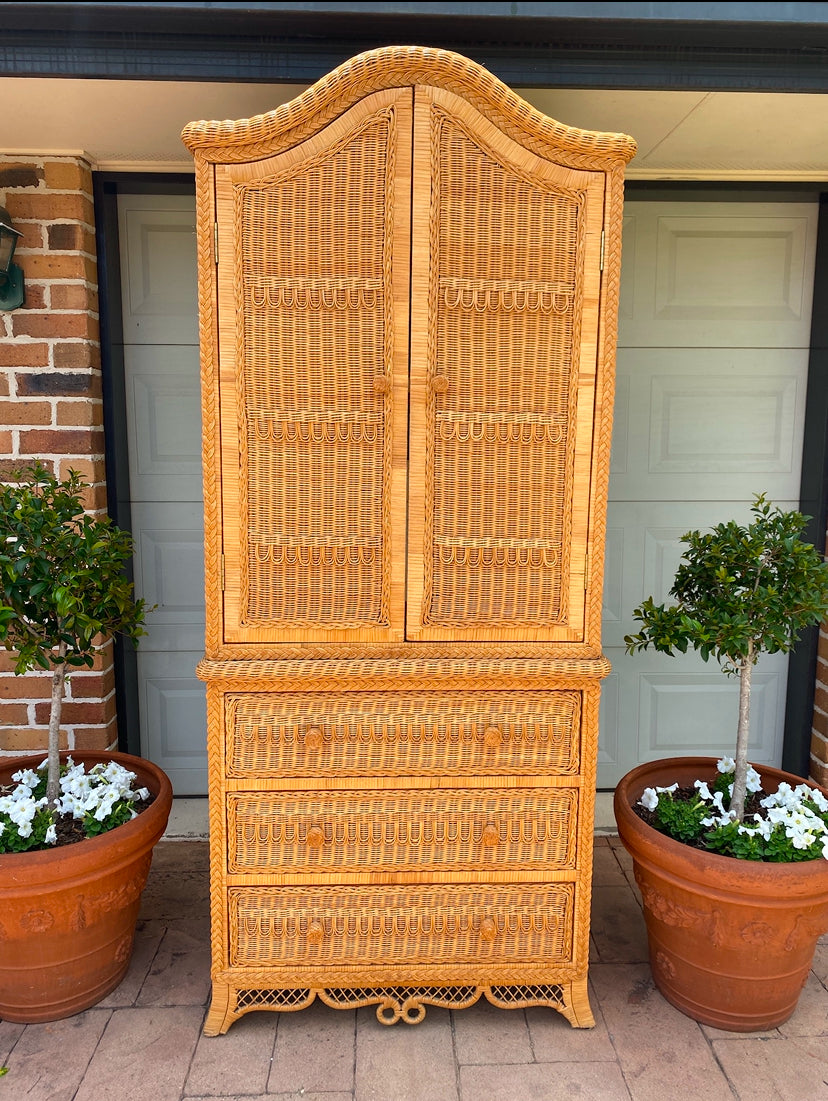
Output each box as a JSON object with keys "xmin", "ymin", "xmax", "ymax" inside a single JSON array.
[{"xmin": 183, "ymin": 47, "xmax": 635, "ymax": 1036}]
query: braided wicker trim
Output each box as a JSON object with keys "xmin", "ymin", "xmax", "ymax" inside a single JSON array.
[
  {"xmin": 197, "ymin": 654, "xmax": 610, "ymax": 685},
  {"xmin": 182, "ymin": 45, "xmax": 636, "ymax": 170}
]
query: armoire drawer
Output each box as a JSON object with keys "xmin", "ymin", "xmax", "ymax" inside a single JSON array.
[
  {"xmin": 227, "ymin": 786, "xmax": 579, "ymax": 874},
  {"xmin": 228, "ymin": 882, "xmax": 575, "ymax": 968},
  {"xmin": 226, "ymin": 691, "xmax": 581, "ymax": 778}
]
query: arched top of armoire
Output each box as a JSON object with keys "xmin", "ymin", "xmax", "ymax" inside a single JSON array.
[{"xmin": 181, "ymin": 45, "xmax": 637, "ymax": 169}]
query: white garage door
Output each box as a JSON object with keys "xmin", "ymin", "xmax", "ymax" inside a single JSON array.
[
  {"xmin": 116, "ymin": 193, "xmax": 817, "ymax": 793},
  {"xmin": 118, "ymin": 194, "xmax": 206, "ymax": 794},
  {"xmin": 600, "ymin": 199, "xmax": 818, "ymax": 786}
]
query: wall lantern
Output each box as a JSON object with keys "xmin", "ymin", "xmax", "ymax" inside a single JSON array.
[{"xmin": 0, "ymin": 207, "xmax": 24, "ymax": 310}]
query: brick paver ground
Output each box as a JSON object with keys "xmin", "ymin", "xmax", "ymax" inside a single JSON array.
[{"xmin": 1, "ymin": 837, "xmax": 826, "ymax": 1100}]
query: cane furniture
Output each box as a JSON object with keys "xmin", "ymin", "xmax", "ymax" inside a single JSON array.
[{"xmin": 183, "ymin": 45, "xmax": 635, "ymax": 1035}]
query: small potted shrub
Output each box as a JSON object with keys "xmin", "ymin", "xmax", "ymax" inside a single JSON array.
[
  {"xmin": 614, "ymin": 494, "xmax": 828, "ymax": 1031},
  {"xmin": 0, "ymin": 463, "xmax": 172, "ymax": 1023}
]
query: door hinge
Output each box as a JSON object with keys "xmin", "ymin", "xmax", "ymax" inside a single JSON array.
[
  {"xmin": 599, "ymin": 230, "xmax": 605, "ymax": 272},
  {"xmin": 214, "ymin": 221, "xmax": 219, "ymax": 265},
  {"xmin": 220, "ymin": 554, "xmax": 225, "ymax": 591}
]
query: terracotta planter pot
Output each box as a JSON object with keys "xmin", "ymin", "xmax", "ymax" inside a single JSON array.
[
  {"xmin": 614, "ymin": 757, "xmax": 828, "ymax": 1032},
  {"xmin": 0, "ymin": 751, "xmax": 173, "ymax": 1023}
]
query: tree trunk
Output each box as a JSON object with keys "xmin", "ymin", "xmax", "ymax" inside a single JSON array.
[
  {"xmin": 730, "ymin": 640, "xmax": 754, "ymax": 822},
  {"xmin": 46, "ymin": 645, "xmax": 67, "ymax": 807}
]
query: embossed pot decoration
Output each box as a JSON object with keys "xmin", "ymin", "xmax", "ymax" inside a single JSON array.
[
  {"xmin": 0, "ymin": 751, "xmax": 173, "ymax": 1023},
  {"xmin": 614, "ymin": 756, "xmax": 828, "ymax": 1032}
]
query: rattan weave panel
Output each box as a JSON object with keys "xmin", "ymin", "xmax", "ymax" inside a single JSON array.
[
  {"xmin": 229, "ymin": 883, "xmax": 574, "ymax": 968},
  {"xmin": 423, "ymin": 108, "xmax": 582, "ymax": 627},
  {"xmin": 238, "ymin": 110, "xmax": 396, "ymax": 629},
  {"xmin": 227, "ymin": 786, "xmax": 578, "ymax": 874},
  {"xmin": 226, "ymin": 691, "xmax": 581, "ymax": 778}
]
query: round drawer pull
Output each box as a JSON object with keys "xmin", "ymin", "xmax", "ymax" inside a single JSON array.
[
  {"xmin": 483, "ymin": 726, "xmax": 502, "ymax": 748},
  {"xmin": 431, "ymin": 374, "xmax": 450, "ymax": 394},
  {"xmin": 305, "ymin": 825, "xmax": 325, "ymax": 849},
  {"xmin": 304, "ymin": 726, "xmax": 324, "ymax": 749},
  {"xmin": 306, "ymin": 920, "xmax": 325, "ymax": 945},
  {"xmin": 481, "ymin": 823, "xmax": 500, "ymax": 847},
  {"xmin": 479, "ymin": 917, "xmax": 498, "ymax": 943},
  {"xmin": 373, "ymin": 375, "xmax": 390, "ymax": 394}
]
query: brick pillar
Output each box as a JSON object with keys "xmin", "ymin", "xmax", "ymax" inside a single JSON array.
[
  {"xmin": 0, "ymin": 155, "xmax": 118, "ymax": 757},
  {"xmin": 811, "ymin": 626, "xmax": 828, "ymax": 788}
]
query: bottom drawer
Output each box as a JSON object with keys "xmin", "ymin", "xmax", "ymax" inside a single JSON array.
[{"xmin": 228, "ymin": 882, "xmax": 574, "ymax": 968}]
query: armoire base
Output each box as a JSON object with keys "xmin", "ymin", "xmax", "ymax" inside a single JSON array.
[{"xmin": 203, "ymin": 978, "xmax": 594, "ymax": 1034}]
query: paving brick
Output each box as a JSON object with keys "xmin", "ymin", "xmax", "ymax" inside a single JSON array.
[
  {"xmin": 73, "ymin": 1006, "xmax": 204, "ymax": 1101},
  {"xmin": 452, "ymin": 999, "xmax": 533, "ymax": 1065},
  {"xmin": 355, "ymin": 1006, "xmax": 459, "ymax": 1101},
  {"xmin": 811, "ymin": 935, "xmax": 828, "ymax": 985},
  {"xmin": 135, "ymin": 923, "xmax": 212, "ymax": 1007},
  {"xmin": 591, "ymin": 839, "xmax": 628, "ymax": 886},
  {"xmin": 775, "ymin": 970, "xmax": 828, "ymax": 1038},
  {"xmin": 526, "ymin": 994, "xmax": 617, "ymax": 1063},
  {"xmin": 460, "ymin": 1061, "xmax": 631, "ymax": 1100},
  {"xmin": 188, "ymin": 1095, "xmax": 352, "ymax": 1101},
  {"xmin": 0, "ymin": 1018, "xmax": 25, "ymax": 1062},
  {"xmin": 711, "ymin": 1036, "xmax": 828, "ymax": 1100},
  {"xmin": 590, "ymin": 963, "xmax": 735, "ymax": 1101},
  {"xmin": 590, "ymin": 885, "xmax": 649, "ymax": 964},
  {"xmin": 187, "ymin": 1012, "xmax": 277, "ymax": 1096},
  {"xmin": 98, "ymin": 918, "xmax": 167, "ymax": 1010},
  {"xmin": 269, "ymin": 1000, "xmax": 356, "ymax": 1095},
  {"xmin": 138, "ymin": 867, "xmax": 210, "ymax": 922},
  {"xmin": 2, "ymin": 1010, "xmax": 110, "ymax": 1100}
]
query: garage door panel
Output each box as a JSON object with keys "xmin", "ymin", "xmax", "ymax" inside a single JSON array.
[
  {"xmin": 119, "ymin": 196, "xmax": 198, "ymax": 346},
  {"xmin": 610, "ymin": 347, "xmax": 807, "ymax": 502},
  {"xmin": 130, "ymin": 501, "xmax": 205, "ymax": 654},
  {"xmin": 618, "ymin": 202, "xmax": 817, "ymax": 348},
  {"xmin": 602, "ymin": 500, "xmax": 800, "ymax": 650},
  {"xmin": 600, "ymin": 646, "xmax": 786, "ymax": 777},
  {"xmin": 138, "ymin": 651, "xmax": 207, "ymax": 797},
  {"xmin": 124, "ymin": 343, "xmax": 203, "ymax": 503}
]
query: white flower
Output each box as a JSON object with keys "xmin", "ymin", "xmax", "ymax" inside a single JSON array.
[
  {"xmin": 639, "ymin": 787, "xmax": 659, "ymax": 812},
  {"xmin": 11, "ymin": 767, "xmax": 39, "ymax": 788},
  {"xmin": 809, "ymin": 788, "xmax": 828, "ymax": 814},
  {"xmin": 695, "ymin": 780, "xmax": 713, "ymax": 801},
  {"xmin": 746, "ymin": 766, "xmax": 763, "ymax": 793},
  {"xmin": 717, "ymin": 757, "xmax": 736, "ymax": 774},
  {"xmin": 44, "ymin": 823, "xmax": 57, "ymax": 845}
]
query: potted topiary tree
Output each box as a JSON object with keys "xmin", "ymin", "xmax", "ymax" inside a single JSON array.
[
  {"xmin": 614, "ymin": 494, "xmax": 828, "ymax": 1031},
  {"xmin": 0, "ymin": 463, "xmax": 172, "ymax": 1023}
]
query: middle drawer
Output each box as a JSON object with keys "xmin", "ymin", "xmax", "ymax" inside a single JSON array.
[{"xmin": 227, "ymin": 787, "xmax": 578, "ymax": 875}]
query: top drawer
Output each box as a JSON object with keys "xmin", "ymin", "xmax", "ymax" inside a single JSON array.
[{"xmin": 226, "ymin": 691, "xmax": 580, "ymax": 778}]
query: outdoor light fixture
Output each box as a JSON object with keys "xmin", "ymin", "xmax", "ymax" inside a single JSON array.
[{"xmin": 0, "ymin": 207, "xmax": 24, "ymax": 310}]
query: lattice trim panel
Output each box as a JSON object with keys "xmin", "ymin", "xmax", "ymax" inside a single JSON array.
[{"xmin": 215, "ymin": 982, "xmax": 591, "ymax": 1031}]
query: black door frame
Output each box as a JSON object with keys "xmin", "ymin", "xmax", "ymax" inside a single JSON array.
[{"xmin": 93, "ymin": 172, "xmax": 197, "ymax": 758}]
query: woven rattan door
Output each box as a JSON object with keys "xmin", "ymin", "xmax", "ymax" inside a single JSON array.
[
  {"xmin": 213, "ymin": 88, "xmax": 413, "ymax": 647},
  {"xmin": 406, "ymin": 86, "xmax": 607, "ymax": 644}
]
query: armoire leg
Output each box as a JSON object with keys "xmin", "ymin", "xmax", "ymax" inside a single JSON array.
[{"xmin": 203, "ymin": 983, "xmax": 235, "ymax": 1036}]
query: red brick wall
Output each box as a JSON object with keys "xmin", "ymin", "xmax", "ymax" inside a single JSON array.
[
  {"xmin": 811, "ymin": 626, "xmax": 828, "ymax": 788},
  {"xmin": 0, "ymin": 155, "xmax": 117, "ymax": 758}
]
